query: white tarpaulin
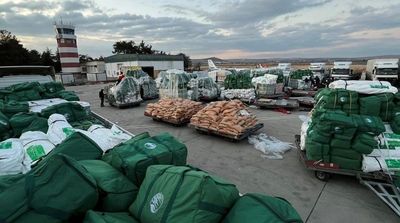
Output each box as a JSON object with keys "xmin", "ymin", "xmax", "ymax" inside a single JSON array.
[
  {"xmin": 29, "ymin": 98, "xmax": 68, "ymax": 113},
  {"xmin": 20, "ymin": 131, "xmax": 55, "ymax": 164},
  {"xmin": 329, "ymin": 80, "xmax": 398, "ymax": 94},
  {"xmin": 0, "ymin": 139, "xmax": 31, "ymax": 175}
]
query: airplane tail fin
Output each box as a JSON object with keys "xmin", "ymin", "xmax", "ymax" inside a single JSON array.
[{"xmin": 208, "ymin": 59, "xmax": 218, "ymax": 70}]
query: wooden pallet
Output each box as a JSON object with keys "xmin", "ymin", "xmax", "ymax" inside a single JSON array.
[
  {"xmin": 145, "ymin": 114, "xmax": 189, "ymax": 127},
  {"xmin": 255, "ymin": 99, "xmax": 299, "ymax": 109},
  {"xmin": 189, "ymin": 123, "xmax": 264, "ymax": 141}
]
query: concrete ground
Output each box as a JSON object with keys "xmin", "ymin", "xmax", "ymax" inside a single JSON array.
[{"xmin": 68, "ymin": 83, "xmax": 399, "ymax": 223}]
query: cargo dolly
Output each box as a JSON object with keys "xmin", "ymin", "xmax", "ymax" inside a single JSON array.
[
  {"xmin": 295, "ymin": 134, "xmax": 400, "ymax": 217},
  {"xmin": 190, "ymin": 123, "xmax": 264, "ymax": 142}
]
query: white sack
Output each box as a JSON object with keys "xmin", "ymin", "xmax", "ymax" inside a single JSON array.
[
  {"xmin": 0, "ymin": 139, "xmax": 31, "ymax": 175},
  {"xmin": 88, "ymin": 124, "xmax": 132, "ymax": 150},
  {"xmin": 20, "ymin": 131, "xmax": 55, "ymax": 164},
  {"xmin": 329, "ymin": 80, "xmax": 398, "ymax": 94},
  {"xmin": 46, "ymin": 114, "xmax": 75, "ymax": 145},
  {"xmin": 362, "ymin": 156, "xmax": 388, "ymax": 172}
]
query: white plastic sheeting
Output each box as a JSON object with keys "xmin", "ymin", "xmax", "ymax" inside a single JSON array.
[
  {"xmin": 108, "ymin": 77, "xmax": 142, "ymax": 106},
  {"xmin": 0, "ymin": 138, "xmax": 31, "ymax": 175},
  {"xmin": 20, "ymin": 131, "xmax": 55, "ymax": 164},
  {"xmin": 158, "ymin": 70, "xmax": 190, "ymax": 99},
  {"xmin": 329, "ymin": 80, "xmax": 398, "ymax": 94},
  {"xmin": 29, "ymin": 98, "xmax": 68, "ymax": 113},
  {"xmin": 299, "ymin": 115, "xmax": 311, "ymax": 151},
  {"xmin": 249, "ymin": 133, "xmax": 294, "ymax": 159},
  {"xmin": 88, "ymin": 124, "xmax": 132, "ymax": 151}
]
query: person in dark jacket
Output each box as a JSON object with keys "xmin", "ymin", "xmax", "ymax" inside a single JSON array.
[{"xmin": 99, "ymin": 89, "xmax": 105, "ymax": 107}]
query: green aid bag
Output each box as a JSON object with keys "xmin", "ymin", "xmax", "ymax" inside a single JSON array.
[
  {"xmin": 0, "ymin": 154, "xmax": 98, "ymax": 222},
  {"xmin": 84, "ymin": 210, "xmax": 140, "ymax": 223},
  {"xmin": 47, "ymin": 132, "xmax": 103, "ymax": 161},
  {"xmin": 40, "ymin": 102, "xmax": 88, "ymax": 122},
  {"xmin": 103, "ymin": 132, "xmax": 187, "ymax": 186},
  {"xmin": 79, "ymin": 160, "xmax": 139, "ymax": 212},
  {"xmin": 130, "ymin": 165, "xmax": 239, "ymax": 223},
  {"xmin": 352, "ymin": 115, "xmax": 385, "ymax": 135},
  {"xmin": 222, "ymin": 193, "xmax": 303, "ymax": 223}
]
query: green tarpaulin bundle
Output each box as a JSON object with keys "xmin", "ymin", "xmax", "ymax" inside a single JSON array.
[
  {"xmin": 46, "ymin": 132, "xmax": 103, "ymax": 161},
  {"xmin": 352, "ymin": 133, "xmax": 376, "ymax": 154},
  {"xmin": 41, "ymin": 82, "xmax": 65, "ymax": 99},
  {"xmin": 40, "ymin": 102, "xmax": 89, "ymax": 122},
  {"xmin": 0, "ymin": 111, "xmax": 11, "ymax": 140},
  {"xmin": 330, "ymin": 148, "xmax": 362, "ymax": 160},
  {"xmin": 305, "ymin": 139, "xmax": 330, "ymax": 161},
  {"xmin": 375, "ymin": 93, "xmax": 395, "ymax": 121},
  {"xmin": 0, "ymin": 100, "xmax": 29, "ymax": 118},
  {"xmin": 330, "ymin": 156, "xmax": 361, "ymax": 170},
  {"xmin": 315, "ymin": 88, "xmax": 358, "ymax": 112},
  {"xmin": 289, "ymin": 69, "xmax": 313, "ymax": 79},
  {"xmin": 330, "ymin": 137, "xmax": 351, "ymax": 149},
  {"xmin": 0, "ymin": 154, "xmax": 98, "ymax": 222},
  {"xmin": 224, "ymin": 70, "xmax": 252, "ymax": 89},
  {"xmin": 84, "ymin": 211, "xmax": 139, "ymax": 223},
  {"xmin": 313, "ymin": 110, "xmax": 358, "ymax": 136},
  {"xmin": 130, "ymin": 165, "xmax": 239, "ymax": 223},
  {"xmin": 103, "ymin": 132, "xmax": 187, "ymax": 186},
  {"xmin": 359, "ymin": 96, "xmax": 381, "ymax": 117},
  {"xmin": 222, "ymin": 193, "xmax": 303, "ymax": 223},
  {"xmin": 4, "ymin": 82, "xmax": 45, "ymax": 102},
  {"xmin": 9, "ymin": 112, "xmax": 48, "ymax": 137},
  {"xmin": 391, "ymin": 115, "xmax": 400, "ymax": 134},
  {"xmin": 57, "ymin": 90, "xmax": 80, "ymax": 101},
  {"xmin": 79, "ymin": 160, "xmax": 139, "ymax": 212},
  {"xmin": 352, "ymin": 115, "xmax": 385, "ymax": 135}
]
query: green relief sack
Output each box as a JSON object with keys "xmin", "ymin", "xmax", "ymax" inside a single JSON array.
[
  {"xmin": 221, "ymin": 193, "xmax": 303, "ymax": 223},
  {"xmin": 0, "ymin": 154, "xmax": 98, "ymax": 222},
  {"xmin": 130, "ymin": 165, "xmax": 239, "ymax": 223},
  {"xmin": 46, "ymin": 132, "xmax": 103, "ymax": 161},
  {"xmin": 103, "ymin": 132, "xmax": 187, "ymax": 186},
  {"xmin": 84, "ymin": 210, "xmax": 139, "ymax": 223},
  {"xmin": 79, "ymin": 160, "xmax": 139, "ymax": 212}
]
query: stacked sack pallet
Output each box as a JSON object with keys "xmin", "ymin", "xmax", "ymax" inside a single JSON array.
[
  {"xmin": 144, "ymin": 98, "xmax": 203, "ymax": 123},
  {"xmin": 221, "ymin": 70, "xmax": 256, "ymax": 102},
  {"xmin": 302, "ymin": 80, "xmax": 400, "ymax": 171},
  {"xmin": 190, "ymin": 100, "xmax": 258, "ymax": 136}
]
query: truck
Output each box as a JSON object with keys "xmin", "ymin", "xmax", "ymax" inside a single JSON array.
[
  {"xmin": 330, "ymin": 61, "xmax": 353, "ymax": 80},
  {"xmin": 366, "ymin": 59, "xmax": 399, "ymax": 81},
  {"xmin": 309, "ymin": 62, "xmax": 326, "ymax": 79}
]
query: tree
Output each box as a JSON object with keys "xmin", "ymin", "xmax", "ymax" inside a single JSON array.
[
  {"xmin": 41, "ymin": 48, "xmax": 61, "ymax": 72},
  {"xmin": 0, "ymin": 30, "xmax": 30, "ymax": 65},
  {"xmin": 177, "ymin": 53, "xmax": 192, "ymax": 71},
  {"xmin": 79, "ymin": 54, "xmax": 93, "ymax": 63},
  {"xmin": 112, "ymin": 40, "xmax": 139, "ymax": 54}
]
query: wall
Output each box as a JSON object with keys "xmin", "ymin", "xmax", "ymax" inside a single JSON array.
[{"xmin": 105, "ymin": 60, "xmax": 184, "ymax": 78}]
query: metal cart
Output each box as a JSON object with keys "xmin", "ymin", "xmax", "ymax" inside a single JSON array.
[{"xmin": 295, "ymin": 134, "xmax": 400, "ymax": 216}]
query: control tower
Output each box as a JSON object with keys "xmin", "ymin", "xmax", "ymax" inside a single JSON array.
[{"xmin": 54, "ymin": 21, "xmax": 81, "ymax": 74}]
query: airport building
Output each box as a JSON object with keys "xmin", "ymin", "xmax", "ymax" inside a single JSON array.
[{"xmin": 104, "ymin": 54, "xmax": 184, "ymax": 78}]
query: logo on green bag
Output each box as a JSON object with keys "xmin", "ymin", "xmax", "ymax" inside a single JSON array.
[
  {"xmin": 150, "ymin": 193, "xmax": 164, "ymax": 213},
  {"xmin": 339, "ymin": 97, "xmax": 346, "ymax": 103},
  {"xmin": 365, "ymin": 118, "xmax": 372, "ymax": 123},
  {"xmin": 145, "ymin": 142, "xmax": 157, "ymax": 150}
]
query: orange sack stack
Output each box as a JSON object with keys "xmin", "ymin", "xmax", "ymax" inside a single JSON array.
[
  {"xmin": 145, "ymin": 98, "xmax": 203, "ymax": 123},
  {"xmin": 190, "ymin": 100, "xmax": 258, "ymax": 136}
]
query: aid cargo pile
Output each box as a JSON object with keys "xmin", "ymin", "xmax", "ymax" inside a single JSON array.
[
  {"xmin": 188, "ymin": 77, "xmax": 220, "ymax": 101},
  {"xmin": 108, "ymin": 77, "xmax": 143, "ymax": 107},
  {"xmin": 190, "ymin": 100, "xmax": 258, "ymax": 137},
  {"xmin": 126, "ymin": 69, "xmax": 159, "ymax": 100},
  {"xmin": 158, "ymin": 69, "xmax": 191, "ymax": 99},
  {"xmin": 145, "ymin": 98, "xmax": 203, "ymax": 123},
  {"xmin": 301, "ymin": 81, "xmax": 400, "ymax": 173}
]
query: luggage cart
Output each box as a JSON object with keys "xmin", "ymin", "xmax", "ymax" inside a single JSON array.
[
  {"xmin": 190, "ymin": 123, "xmax": 264, "ymax": 142},
  {"xmin": 295, "ymin": 134, "xmax": 400, "ymax": 216}
]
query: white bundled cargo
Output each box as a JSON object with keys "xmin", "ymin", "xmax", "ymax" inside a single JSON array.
[
  {"xmin": 20, "ymin": 131, "xmax": 55, "ymax": 164},
  {"xmin": 252, "ymin": 74, "xmax": 278, "ymax": 96},
  {"xmin": 329, "ymin": 80, "xmax": 398, "ymax": 94},
  {"xmin": 159, "ymin": 69, "xmax": 190, "ymax": 99},
  {"xmin": 108, "ymin": 77, "xmax": 143, "ymax": 107},
  {"xmin": 0, "ymin": 138, "xmax": 31, "ymax": 175},
  {"xmin": 221, "ymin": 89, "xmax": 256, "ymax": 102},
  {"xmin": 88, "ymin": 124, "xmax": 132, "ymax": 150},
  {"xmin": 188, "ymin": 77, "xmax": 219, "ymax": 101}
]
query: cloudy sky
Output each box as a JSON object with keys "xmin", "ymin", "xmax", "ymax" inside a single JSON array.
[{"xmin": 1, "ymin": 0, "xmax": 400, "ymax": 59}]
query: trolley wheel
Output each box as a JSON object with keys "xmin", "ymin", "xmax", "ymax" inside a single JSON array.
[{"xmin": 314, "ymin": 171, "xmax": 330, "ymax": 182}]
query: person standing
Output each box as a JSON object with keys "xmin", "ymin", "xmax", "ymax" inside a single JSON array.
[{"xmin": 99, "ymin": 89, "xmax": 105, "ymax": 107}]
